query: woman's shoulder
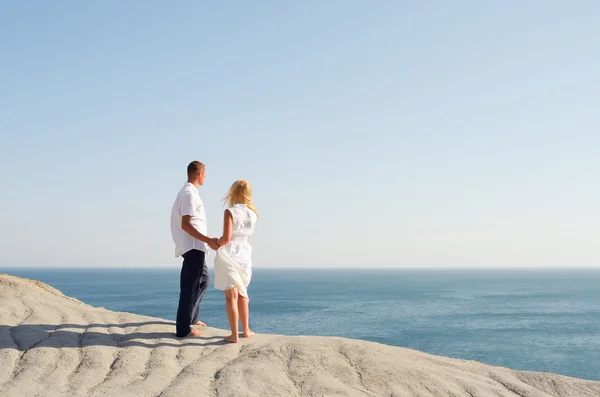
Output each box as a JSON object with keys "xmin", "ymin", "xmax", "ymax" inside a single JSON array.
[
  {"xmin": 229, "ymin": 204, "xmax": 248, "ymax": 211},
  {"xmin": 225, "ymin": 205, "xmax": 243, "ymax": 216},
  {"xmin": 224, "ymin": 207, "xmax": 235, "ymax": 217}
]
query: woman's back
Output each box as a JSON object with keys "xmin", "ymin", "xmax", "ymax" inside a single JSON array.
[
  {"xmin": 219, "ymin": 204, "xmax": 257, "ymax": 270},
  {"xmin": 229, "ymin": 204, "xmax": 257, "ymax": 240}
]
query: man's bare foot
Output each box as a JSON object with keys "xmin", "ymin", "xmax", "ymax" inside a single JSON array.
[
  {"xmin": 192, "ymin": 320, "xmax": 207, "ymax": 327},
  {"xmin": 225, "ymin": 334, "xmax": 239, "ymax": 343},
  {"xmin": 242, "ymin": 330, "xmax": 255, "ymax": 338},
  {"xmin": 183, "ymin": 328, "xmax": 203, "ymax": 337}
]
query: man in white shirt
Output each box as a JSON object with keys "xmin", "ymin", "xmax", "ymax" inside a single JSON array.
[{"xmin": 170, "ymin": 161, "xmax": 219, "ymax": 338}]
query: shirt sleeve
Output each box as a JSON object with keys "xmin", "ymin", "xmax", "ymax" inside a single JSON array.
[{"xmin": 180, "ymin": 191, "xmax": 197, "ymax": 217}]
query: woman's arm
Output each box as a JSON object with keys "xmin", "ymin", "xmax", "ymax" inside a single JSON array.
[{"xmin": 216, "ymin": 209, "xmax": 233, "ymax": 247}]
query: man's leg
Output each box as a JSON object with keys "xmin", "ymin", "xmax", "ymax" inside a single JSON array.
[
  {"xmin": 191, "ymin": 253, "xmax": 209, "ymax": 325},
  {"xmin": 176, "ymin": 250, "xmax": 204, "ymax": 337},
  {"xmin": 191, "ymin": 258, "xmax": 211, "ymax": 325}
]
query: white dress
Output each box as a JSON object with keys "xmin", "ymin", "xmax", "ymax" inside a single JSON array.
[{"xmin": 213, "ymin": 204, "xmax": 258, "ymax": 298}]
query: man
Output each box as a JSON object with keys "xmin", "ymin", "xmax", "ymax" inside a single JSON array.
[{"xmin": 170, "ymin": 161, "xmax": 219, "ymax": 338}]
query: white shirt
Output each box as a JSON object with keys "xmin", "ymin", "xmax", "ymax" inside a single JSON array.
[{"xmin": 170, "ymin": 182, "xmax": 208, "ymax": 257}]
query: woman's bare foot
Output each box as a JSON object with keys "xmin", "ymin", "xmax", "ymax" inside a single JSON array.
[
  {"xmin": 183, "ymin": 328, "xmax": 203, "ymax": 337},
  {"xmin": 242, "ymin": 330, "xmax": 255, "ymax": 338},
  {"xmin": 192, "ymin": 320, "xmax": 207, "ymax": 326},
  {"xmin": 225, "ymin": 334, "xmax": 239, "ymax": 343}
]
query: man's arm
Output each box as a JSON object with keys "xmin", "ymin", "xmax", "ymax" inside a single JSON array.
[
  {"xmin": 179, "ymin": 192, "xmax": 219, "ymax": 250},
  {"xmin": 181, "ymin": 215, "xmax": 212, "ymax": 244}
]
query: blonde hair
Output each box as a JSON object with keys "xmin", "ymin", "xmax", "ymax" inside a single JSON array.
[{"xmin": 222, "ymin": 179, "xmax": 259, "ymax": 216}]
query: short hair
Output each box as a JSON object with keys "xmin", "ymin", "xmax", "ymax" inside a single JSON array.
[{"xmin": 187, "ymin": 161, "xmax": 205, "ymax": 177}]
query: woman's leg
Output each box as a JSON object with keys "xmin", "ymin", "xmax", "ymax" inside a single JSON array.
[
  {"xmin": 238, "ymin": 295, "xmax": 254, "ymax": 338},
  {"xmin": 224, "ymin": 287, "xmax": 239, "ymax": 343}
]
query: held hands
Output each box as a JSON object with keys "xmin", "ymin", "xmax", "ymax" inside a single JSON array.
[{"xmin": 207, "ymin": 238, "xmax": 220, "ymax": 251}]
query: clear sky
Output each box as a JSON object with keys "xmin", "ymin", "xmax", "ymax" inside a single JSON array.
[{"xmin": 1, "ymin": 1, "xmax": 599, "ymax": 268}]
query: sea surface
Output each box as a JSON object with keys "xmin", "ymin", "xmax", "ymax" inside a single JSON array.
[{"xmin": 2, "ymin": 267, "xmax": 600, "ymax": 381}]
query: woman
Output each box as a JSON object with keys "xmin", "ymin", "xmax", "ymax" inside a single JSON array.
[{"xmin": 214, "ymin": 179, "xmax": 259, "ymax": 343}]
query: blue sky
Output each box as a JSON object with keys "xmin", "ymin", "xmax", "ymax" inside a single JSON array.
[{"xmin": 1, "ymin": 1, "xmax": 599, "ymax": 268}]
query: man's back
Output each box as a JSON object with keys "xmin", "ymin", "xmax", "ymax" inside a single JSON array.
[{"xmin": 170, "ymin": 182, "xmax": 208, "ymax": 257}]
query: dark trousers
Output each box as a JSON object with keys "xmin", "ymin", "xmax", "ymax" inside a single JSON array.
[{"xmin": 176, "ymin": 249, "xmax": 210, "ymax": 337}]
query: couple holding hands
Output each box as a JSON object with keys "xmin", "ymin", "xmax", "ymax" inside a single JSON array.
[{"xmin": 170, "ymin": 161, "xmax": 258, "ymax": 343}]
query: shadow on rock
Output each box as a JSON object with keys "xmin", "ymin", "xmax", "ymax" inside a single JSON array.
[{"xmin": 0, "ymin": 322, "xmax": 227, "ymax": 351}]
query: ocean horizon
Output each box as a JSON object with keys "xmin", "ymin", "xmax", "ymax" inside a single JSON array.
[{"xmin": 2, "ymin": 267, "xmax": 599, "ymax": 382}]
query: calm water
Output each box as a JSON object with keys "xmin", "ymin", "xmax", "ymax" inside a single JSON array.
[{"xmin": 3, "ymin": 267, "xmax": 600, "ymax": 381}]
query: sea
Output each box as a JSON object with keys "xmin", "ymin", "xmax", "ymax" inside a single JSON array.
[{"xmin": 2, "ymin": 267, "xmax": 599, "ymax": 382}]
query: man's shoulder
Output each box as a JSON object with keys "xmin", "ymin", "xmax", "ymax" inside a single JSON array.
[
  {"xmin": 178, "ymin": 184, "xmax": 197, "ymax": 195},
  {"xmin": 178, "ymin": 185, "xmax": 201, "ymax": 203}
]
